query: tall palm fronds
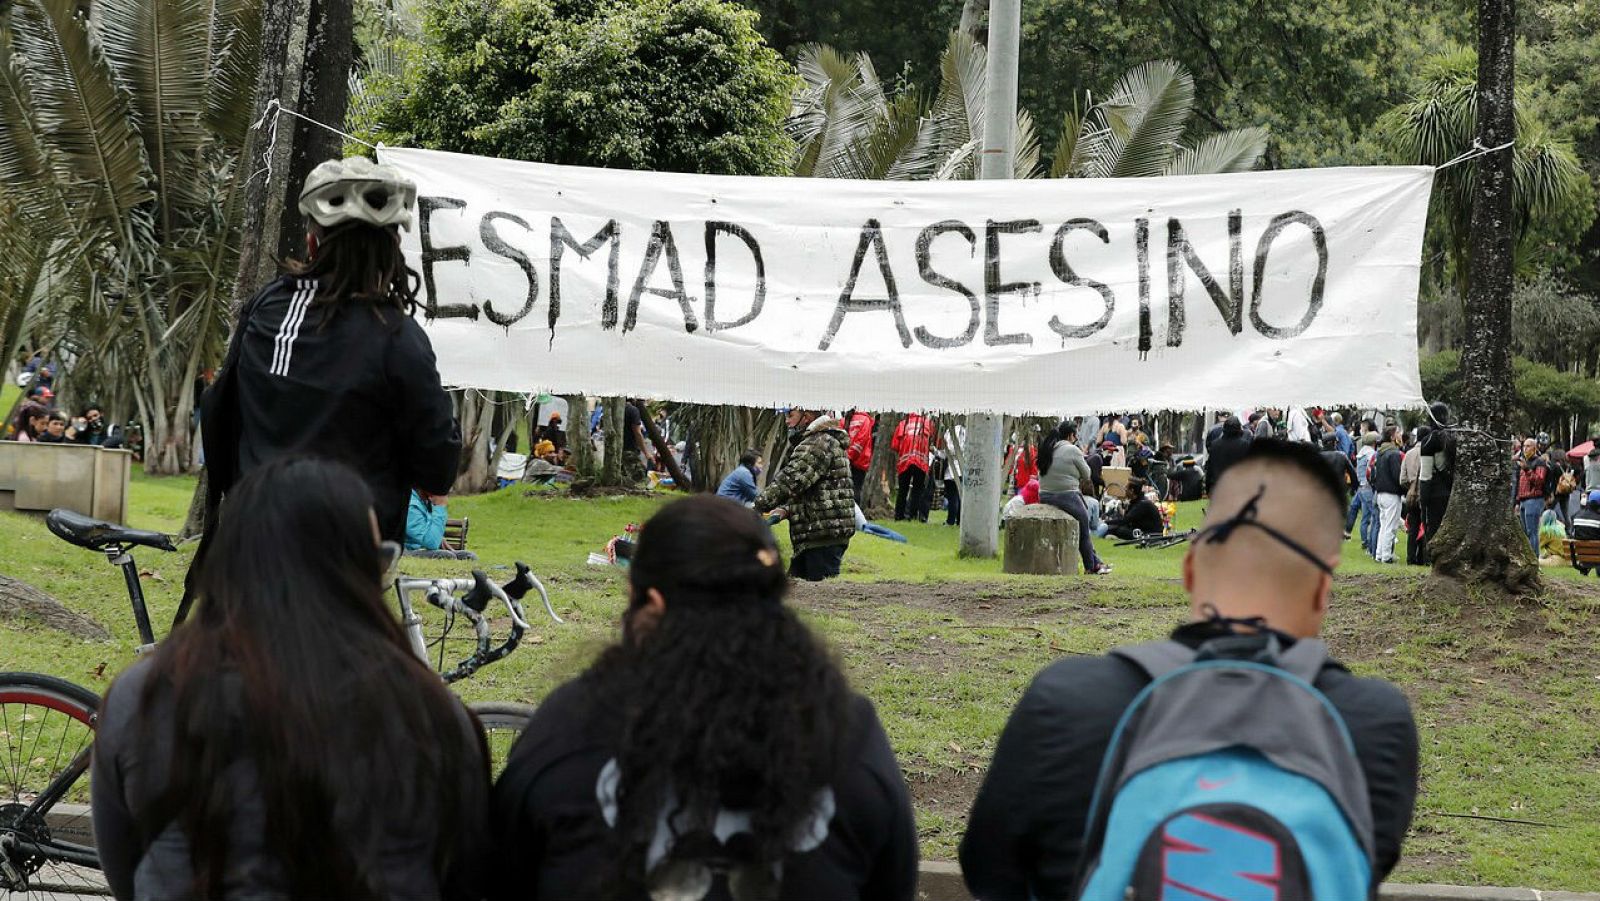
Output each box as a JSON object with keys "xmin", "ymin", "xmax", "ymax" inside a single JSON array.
[
  {"xmin": 1379, "ymin": 48, "xmax": 1593, "ymax": 291},
  {"xmin": 0, "ymin": 0, "xmax": 262, "ymax": 473},
  {"xmin": 790, "ymin": 30, "xmax": 1039, "ymax": 182},
  {"xmin": 1051, "ymin": 60, "xmax": 1268, "ymax": 179}
]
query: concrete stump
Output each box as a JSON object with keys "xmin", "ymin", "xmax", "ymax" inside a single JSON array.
[{"xmin": 1004, "ymin": 504, "xmax": 1080, "ymax": 575}]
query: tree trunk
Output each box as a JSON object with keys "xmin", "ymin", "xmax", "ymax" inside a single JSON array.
[
  {"xmin": 640, "ymin": 409, "xmax": 690, "ymax": 490},
  {"xmin": 181, "ymin": 469, "xmax": 210, "ymax": 540},
  {"xmin": 484, "ymin": 394, "xmax": 521, "ymax": 489},
  {"xmin": 0, "ymin": 574, "xmax": 110, "ymax": 640},
  {"xmin": 862, "ymin": 413, "xmax": 902, "ymax": 519},
  {"xmin": 1429, "ymin": 0, "xmax": 1540, "ymax": 592},
  {"xmin": 565, "ymin": 394, "xmax": 596, "ymax": 477},
  {"xmin": 600, "ymin": 397, "xmax": 626, "ymax": 486},
  {"xmin": 458, "ymin": 389, "xmax": 497, "ymax": 492}
]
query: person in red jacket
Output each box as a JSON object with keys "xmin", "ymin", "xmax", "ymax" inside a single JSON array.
[
  {"xmin": 892, "ymin": 413, "xmax": 933, "ymax": 522},
  {"xmin": 846, "ymin": 410, "xmax": 876, "ymax": 504},
  {"xmin": 1013, "ymin": 444, "xmax": 1039, "ymax": 494}
]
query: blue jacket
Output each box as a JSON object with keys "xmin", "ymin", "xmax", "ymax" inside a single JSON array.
[
  {"xmin": 405, "ymin": 490, "xmax": 447, "ymax": 551},
  {"xmin": 716, "ymin": 466, "xmax": 760, "ymax": 504},
  {"xmin": 1335, "ymin": 425, "xmax": 1353, "ymax": 457}
]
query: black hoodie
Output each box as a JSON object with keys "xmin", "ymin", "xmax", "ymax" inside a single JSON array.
[{"xmin": 206, "ymin": 275, "xmax": 460, "ymax": 540}]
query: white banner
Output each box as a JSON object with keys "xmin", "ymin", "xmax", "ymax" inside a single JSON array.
[{"xmin": 379, "ymin": 147, "xmax": 1433, "ymax": 414}]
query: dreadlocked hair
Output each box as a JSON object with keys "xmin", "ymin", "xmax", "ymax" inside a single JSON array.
[
  {"xmin": 583, "ymin": 495, "xmax": 855, "ymax": 898},
  {"xmin": 286, "ymin": 222, "xmax": 419, "ymax": 318}
]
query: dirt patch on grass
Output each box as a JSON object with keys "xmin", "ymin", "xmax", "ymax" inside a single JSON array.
[
  {"xmin": 1323, "ymin": 573, "xmax": 1600, "ymax": 704},
  {"xmin": 905, "ymin": 757, "xmax": 984, "ymax": 827},
  {"xmin": 791, "ymin": 579, "xmax": 1106, "ymax": 625}
]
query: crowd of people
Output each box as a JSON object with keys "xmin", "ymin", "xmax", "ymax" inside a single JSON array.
[
  {"xmin": 5, "ymin": 359, "xmax": 121, "ymax": 448},
  {"xmin": 1204, "ymin": 405, "xmax": 1600, "ymax": 569},
  {"xmin": 60, "ymin": 155, "xmax": 1506, "ymax": 899},
  {"xmin": 1513, "ymin": 431, "xmax": 1600, "ymax": 565}
]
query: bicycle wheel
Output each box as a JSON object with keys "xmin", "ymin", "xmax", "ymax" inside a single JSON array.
[
  {"xmin": 0, "ymin": 673, "xmax": 109, "ymax": 899},
  {"xmin": 469, "ymin": 701, "xmax": 534, "ymax": 780}
]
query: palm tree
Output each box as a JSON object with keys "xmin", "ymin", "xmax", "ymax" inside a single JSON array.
[
  {"xmin": 790, "ymin": 31, "xmax": 1041, "ymax": 182},
  {"xmin": 1379, "ymin": 48, "xmax": 1592, "ymax": 296},
  {"xmin": 1049, "ymin": 59, "xmax": 1269, "ymax": 179},
  {"xmin": 0, "ymin": 0, "xmax": 260, "ymax": 473}
]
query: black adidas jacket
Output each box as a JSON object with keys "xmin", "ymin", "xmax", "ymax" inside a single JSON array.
[
  {"xmin": 206, "ymin": 276, "xmax": 460, "ymax": 540},
  {"xmin": 959, "ymin": 621, "xmax": 1419, "ymax": 900}
]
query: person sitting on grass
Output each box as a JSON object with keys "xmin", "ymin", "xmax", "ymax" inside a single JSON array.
[
  {"xmin": 91, "ymin": 457, "xmax": 492, "ymax": 900},
  {"xmin": 716, "ymin": 449, "xmax": 764, "ymax": 505},
  {"xmin": 405, "ymin": 489, "xmax": 477, "ymax": 560},
  {"xmin": 1101, "ymin": 478, "xmax": 1164, "ymax": 540},
  {"xmin": 491, "ymin": 495, "xmax": 917, "ymax": 901},
  {"xmin": 961, "ymin": 439, "xmax": 1418, "ymax": 899}
]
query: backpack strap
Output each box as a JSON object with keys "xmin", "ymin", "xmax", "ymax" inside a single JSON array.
[
  {"xmin": 1113, "ymin": 636, "xmax": 1329, "ymax": 684},
  {"xmin": 1274, "ymin": 636, "xmax": 1330, "ymax": 684}
]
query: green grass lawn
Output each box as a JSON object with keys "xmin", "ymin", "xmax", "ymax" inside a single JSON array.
[{"xmin": 3, "ymin": 471, "xmax": 1599, "ymax": 888}]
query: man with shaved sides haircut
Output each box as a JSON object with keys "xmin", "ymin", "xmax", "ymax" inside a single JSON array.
[{"xmin": 961, "ymin": 439, "xmax": 1419, "ymax": 900}]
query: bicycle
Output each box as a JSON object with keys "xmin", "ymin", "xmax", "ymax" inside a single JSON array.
[{"xmin": 0, "ymin": 509, "xmax": 558, "ymax": 899}]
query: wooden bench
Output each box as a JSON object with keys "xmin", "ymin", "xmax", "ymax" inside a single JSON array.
[
  {"xmin": 442, "ymin": 518, "xmax": 470, "ymax": 552},
  {"xmin": 1564, "ymin": 538, "xmax": 1600, "ymax": 572}
]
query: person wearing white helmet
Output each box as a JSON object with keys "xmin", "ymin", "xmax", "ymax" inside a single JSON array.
[{"xmin": 197, "ymin": 156, "xmax": 458, "ymax": 547}]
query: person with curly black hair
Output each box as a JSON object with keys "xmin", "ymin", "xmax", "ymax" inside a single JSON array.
[{"xmin": 490, "ymin": 495, "xmax": 917, "ymax": 901}]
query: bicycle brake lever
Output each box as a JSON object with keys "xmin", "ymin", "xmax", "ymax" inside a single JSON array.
[
  {"xmin": 461, "ymin": 570, "xmax": 495, "ymax": 614},
  {"xmin": 503, "ymin": 562, "xmax": 534, "ymax": 600}
]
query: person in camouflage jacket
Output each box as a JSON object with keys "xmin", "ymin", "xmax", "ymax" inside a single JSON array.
[{"xmin": 755, "ymin": 410, "xmax": 855, "ymax": 580}]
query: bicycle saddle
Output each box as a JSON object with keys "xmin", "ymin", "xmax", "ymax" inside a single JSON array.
[{"xmin": 46, "ymin": 509, "xmax": 177, "ymax": 552}]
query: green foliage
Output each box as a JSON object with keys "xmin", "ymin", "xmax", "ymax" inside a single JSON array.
[
  {"xmin": 1017, "ymin": 0, "xmax": 1464, "ymax": 170},
  {"xmin": 742, "ymin": 0, "xmax": 1461, "ymax": 171},
  {"xmin": 1522, "ymin": 0, "xmax": 1600, "ymax": 291},
  {"xmin": 1512, "ymin": 357, "xmax": 1600, "ymax": 437},
  {"xmin": 371, "ymin": 0, "xmax": 796, "ymax": 176},
  {"xmin": 1378, "ymin": 47, "xmax": 1596, "ymax": 287},
  {"xmin": 1050, "ymin": 59, "xmax": 1267, "ymax": 179},
  {"xmin": 1420, "ymin": 349, "xmax": 1463, "ymax": 404},
  {"xmin": 738, "ymin": 0, "xmax": 961, "ymax": 91},
  {"xmin": 790, "ymin": 37, "xmax": 1260, "ymax": 184},
  {"xmin": 1510, "ymin": 272, "xmax": 1600, "ymax": 372},
  {"xmin": 1422, "ymin": 348, "xmax": 1600, "ymax": 437}
]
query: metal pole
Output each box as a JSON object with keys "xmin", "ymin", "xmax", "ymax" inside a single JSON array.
[{"xmin": 958, "ymin": 0, "xmax": 1020, "ymax": 559}]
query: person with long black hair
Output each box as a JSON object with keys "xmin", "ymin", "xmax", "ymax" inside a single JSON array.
[
  {"xmin": 1038, "ymin": 420, "xmax": 1112, "ymax": 574},
  {"xmin": 91, "ymin": 457, "xmax": 491, "ymax": 900},
  {"xmin": 201, "ymin": 157, "xmax": 458, "ymax": 546},
  {"xmin": 491, "ymin": 495, "xmax": 918, "ymax": 901}
]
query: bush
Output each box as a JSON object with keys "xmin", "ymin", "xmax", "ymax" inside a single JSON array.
[{"xmin": 373, "ymin": 0, "xmax": 796, "ymax": 176}]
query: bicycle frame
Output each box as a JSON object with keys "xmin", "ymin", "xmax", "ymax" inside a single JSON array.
[{"xmin": 98, "ymin": 543, "xmax": 158, "ymax": 651}]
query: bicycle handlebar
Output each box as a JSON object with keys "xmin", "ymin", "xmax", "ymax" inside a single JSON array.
[{"xmin": 395, "ymin": 562, "xmax": 561, "ymax": 683}]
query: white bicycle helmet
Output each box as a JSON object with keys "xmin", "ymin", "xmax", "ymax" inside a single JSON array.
[{"xmin": 298, "ymin": 156, "xmax": 417, "ymax": 231}]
